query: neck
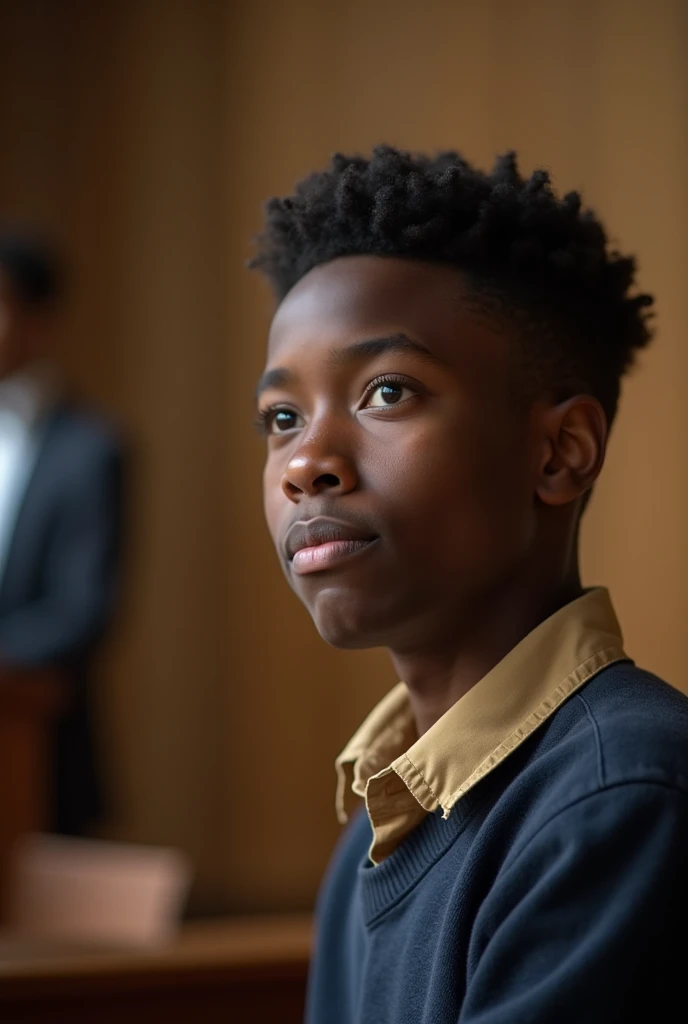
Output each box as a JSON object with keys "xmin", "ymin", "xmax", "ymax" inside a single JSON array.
[{"xmin": 388, "ymin": 564, "xmax": 583, "ymax": 737}]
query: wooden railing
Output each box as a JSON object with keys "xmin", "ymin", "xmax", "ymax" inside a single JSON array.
[{"xmin": 0, "ymin": 914, "xmax": 312, "ymax": 1023}]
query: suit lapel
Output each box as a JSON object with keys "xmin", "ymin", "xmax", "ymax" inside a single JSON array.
[{"xmin": 0, "ymin": 405, "xmax": 68, "ymax": 609}]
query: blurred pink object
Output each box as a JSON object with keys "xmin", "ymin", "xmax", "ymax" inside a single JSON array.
[{"xmin": 6, "ymin": 833, "xmax": 192, "ymax": 947}]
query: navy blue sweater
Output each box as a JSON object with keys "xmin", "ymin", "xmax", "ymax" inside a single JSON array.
[{"xmin": 306, "ymin": 664, "xmax": 688, "ymax": 1023}]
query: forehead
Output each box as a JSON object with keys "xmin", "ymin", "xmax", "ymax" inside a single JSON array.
[{"xmin": 266, "ymin": 255, "xmax": 509, "ymax": 375}]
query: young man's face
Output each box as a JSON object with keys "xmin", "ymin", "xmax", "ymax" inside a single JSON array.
[{"xmin": 260, "ymin": 255, "xmax": 541, "ymax": 651}]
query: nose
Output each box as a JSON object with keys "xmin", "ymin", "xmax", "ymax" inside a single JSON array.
[{"xmin": 281, "ymin": 432, "xmax": 358, "ymax": 502}]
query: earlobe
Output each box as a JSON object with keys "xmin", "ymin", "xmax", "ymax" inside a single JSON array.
[{"xmin": 536, "ymin": 397, "xmax": 607, "ymax": 508}]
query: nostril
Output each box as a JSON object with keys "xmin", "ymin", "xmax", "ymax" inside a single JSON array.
[{"xmin": 315, "ymin": 473, "xmax": 341, "ymax": 489}]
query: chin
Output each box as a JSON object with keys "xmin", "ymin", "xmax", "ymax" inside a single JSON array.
[{"xmin": 308, "ymin": 588, "xmax": 395, "ymax": 650}]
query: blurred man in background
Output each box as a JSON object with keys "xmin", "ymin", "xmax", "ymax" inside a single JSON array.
[{"xmin": 0, "ymin": 230, "xmax": 124, "ymax": 836}]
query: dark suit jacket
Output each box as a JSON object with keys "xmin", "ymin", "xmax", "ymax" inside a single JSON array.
[{"xmin": 0, "ymin": 401, "xmax": 124, "ymax": 834}]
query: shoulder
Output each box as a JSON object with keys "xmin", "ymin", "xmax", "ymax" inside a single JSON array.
[
  {"xmin": 578, "ymin": 662, "xmax": 688, "ymax": 792},
  {"xmin": 47, "ymin": 403, "xmax": 124, "ymax": 463},
  {"xmin": 37, "ymin": 404, "xmax": 125, "ymax": 504},
  {"xmin": 528, "ymin": 662, "xmax": 688, "ymax": 796},
  {"xmin": 492, "ymin": 663, "xmax": 688, "ymax": 859}
]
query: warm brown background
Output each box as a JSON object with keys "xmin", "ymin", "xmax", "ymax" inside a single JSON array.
[{"xmin": 0, "ymin": 0, "xmax": 685, "ymax": 915}]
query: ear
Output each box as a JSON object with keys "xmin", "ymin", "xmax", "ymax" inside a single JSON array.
[{"xmin": 536, "ymin": 396, "xmax": 608, "ymax": 507}]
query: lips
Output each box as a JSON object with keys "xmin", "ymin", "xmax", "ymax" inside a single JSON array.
[{"xmin": 284, "ymin": 516, "xmax": 378, "ymax": 575}]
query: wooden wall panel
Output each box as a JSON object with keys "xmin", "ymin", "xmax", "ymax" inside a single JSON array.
[{"xmin": 1, "ymin": 0, "xmax": 685, "ymax": 913}]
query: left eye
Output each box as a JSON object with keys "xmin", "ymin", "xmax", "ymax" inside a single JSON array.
[{"xmin": 365, "ymin": 382, "xmax": 415, "ymax": 408}]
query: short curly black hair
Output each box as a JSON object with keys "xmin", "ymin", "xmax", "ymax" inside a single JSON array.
[{"xmin": 252, "ymin": 146, "xmax": 654, "ymax": 424}]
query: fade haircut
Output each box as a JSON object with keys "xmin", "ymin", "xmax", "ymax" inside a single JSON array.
[{"xmin": 251, "ymin": 146, "xmax": 654, "ymax": 423}]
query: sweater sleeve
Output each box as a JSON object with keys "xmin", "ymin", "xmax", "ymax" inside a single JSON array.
[{"xmin": 459, "ymin": 781, "xmax": 688, "ymax": 1024}]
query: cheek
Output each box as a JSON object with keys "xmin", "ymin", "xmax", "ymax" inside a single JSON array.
[
  {"xmin": 262, "ymin": 457, "xmax": 284, "ymax": 547},
  {"xmin": 457, "ymin": 423, "xmax": 533, "ymax": 536},
  {"xmin": 364, "ymin": 417, "xmax": 533, "ymax": 561}
]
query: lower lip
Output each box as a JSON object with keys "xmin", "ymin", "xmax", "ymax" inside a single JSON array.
[{"xmin": 291, "ymin": 539, "xmax": 378, "ymax": 575}]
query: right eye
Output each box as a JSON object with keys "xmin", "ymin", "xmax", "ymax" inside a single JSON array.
[{"xmin": 257, "ymin": 407, "xmax": 304, "ymax": 436}]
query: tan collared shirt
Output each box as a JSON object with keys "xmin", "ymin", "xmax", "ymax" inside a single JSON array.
[{"xmin": 336, "ymin": 588, "xmax": 627, "ymax": 864}]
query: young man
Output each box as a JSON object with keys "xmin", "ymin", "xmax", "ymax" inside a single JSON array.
[
  {"xmin": 252, "ymin": 148, "xmax": 688, "ymax": 1023},
  {"xmin": 0, "ymin": 231, "xmax": 124, "ymax": 834}
]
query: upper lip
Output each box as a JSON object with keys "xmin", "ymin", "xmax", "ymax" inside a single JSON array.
[{"xmin": 284, "ymin": 516, "xmax": 378, "ymax": 561}]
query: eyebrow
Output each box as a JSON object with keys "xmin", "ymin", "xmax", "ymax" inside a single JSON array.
[
  {"xmin": 255, "ymin": 333, "xmax": 441, "ymax": 401},
  {"xmin": 255, "ymin": 366, "xmax": 295, "ymax": 401},
  {"xmin": 329, "ymin": 333, "xmax": 442, "ymax": 367}
]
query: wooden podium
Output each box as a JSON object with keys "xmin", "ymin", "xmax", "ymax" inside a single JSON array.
[
  {"xmin": 0, "ymin": 914, "xmax": 312, "ymax": 1023},
  {"xmin": 0, "ymin": 676, "xmax": 312, "ymax": 1021},
  {"xmin": 0, "ymin": 670, "xmax": 65, "ymax": 919}
]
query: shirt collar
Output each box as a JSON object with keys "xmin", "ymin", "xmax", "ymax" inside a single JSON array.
[{"xmin": 336, "ymin": 587, "xmax": 626, "ymax": 863}]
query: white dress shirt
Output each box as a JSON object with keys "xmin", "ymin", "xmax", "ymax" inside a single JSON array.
[{"xmin": 0, "ymin": 362, "xmax": 60, "ymax": 586}]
